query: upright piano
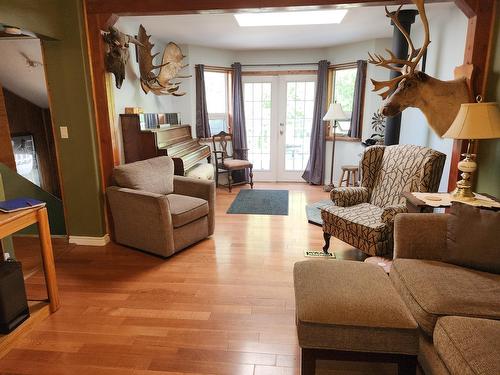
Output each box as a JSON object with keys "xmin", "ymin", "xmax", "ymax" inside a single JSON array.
[{"xmin": 120, "ymin": 114, "xmax": 211, "ymax": 175}]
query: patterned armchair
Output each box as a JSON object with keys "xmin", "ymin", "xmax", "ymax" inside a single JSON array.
[{"xmin": 321, "ymin": 144, "xmax": 446, "ymax": 257}]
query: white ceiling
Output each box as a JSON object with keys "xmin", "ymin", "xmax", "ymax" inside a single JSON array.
[
  {"xmin": 119, "ymin": 3, "xmax": 456, "ymax": 50},
  {"xmin": 0, "ymin": 38, "xmax": 48, "ymax": 108}
]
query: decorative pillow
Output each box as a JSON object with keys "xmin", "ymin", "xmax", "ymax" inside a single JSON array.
[
  {"xmin": 113, "ymin": 156, "xmax": 174, "ymax": 195},
  {"xmin": 445, "ymin": 202, "xmax": 500, "ymax": 274}
]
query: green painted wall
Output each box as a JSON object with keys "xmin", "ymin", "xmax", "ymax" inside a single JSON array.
[
  {"xmin": 476, "ymin": 4, "xmax": 500, "ymax": 198},
  {"xmin": 0, "ymin": 0, "xmax": 62, "ymax": 39},
  {"xmin": 1, "ymin": 0, "xmax": 106, "ymax": 237}
]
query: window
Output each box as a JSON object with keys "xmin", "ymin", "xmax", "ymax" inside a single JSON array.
[
  {"xmin": 204, "ymin": 71, "xmax": 230, "ymax": 135},
  {"xmin": 327, "ymin": 63, "xmax": 365, "ymax": 139}
]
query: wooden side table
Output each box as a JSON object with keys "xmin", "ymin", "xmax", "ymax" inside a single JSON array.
[
  {"xmin": 0, "ymin": 207, "xmax": 60, "ymax": 313},
  {"xmin": 402, "ymin": 192, "xmax": 500, "ymax": 213}
]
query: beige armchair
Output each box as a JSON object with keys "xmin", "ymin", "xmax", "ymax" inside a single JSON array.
[
  {"xmin": 321, "ymin": 144, "xmax": 445, "ymax": 257},
  {"xmin": 106, "ymin": 156, "xmax": 215, "ymax": 258}
]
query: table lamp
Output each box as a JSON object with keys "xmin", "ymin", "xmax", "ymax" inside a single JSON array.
[
  {"xmin": 323, "ymin": 102, "xmax": 349, "ymax": 191},
  {"xmin": 443, "ymin": 100, "xmax": 500, "ymax": 200}
]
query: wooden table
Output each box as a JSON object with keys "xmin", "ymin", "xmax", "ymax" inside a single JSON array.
[
  {"xmin": 0, "ymin": 207, "xmax": 60, "ymax": 313},
  {"xmin": 402, "ymin": 192, "xmax": 500, "ymax": 213}
]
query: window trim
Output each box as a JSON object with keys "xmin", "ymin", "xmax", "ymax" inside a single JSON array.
[{"xmin": 325, "ymin": 62, "xmax": 365, "ymax": 142}]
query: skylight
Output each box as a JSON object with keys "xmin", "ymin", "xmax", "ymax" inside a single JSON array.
[{"xmin": 234, "ymin": 9, "xmax": 348, "ymax": 27}]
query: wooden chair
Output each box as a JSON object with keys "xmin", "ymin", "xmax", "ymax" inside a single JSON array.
[{"xmin": 212, "ymin": 131, "xmax": 254, "ymax": 193}]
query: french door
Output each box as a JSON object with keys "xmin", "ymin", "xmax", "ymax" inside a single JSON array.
[{"xmin": 243, "ymin": 75, "xmax": 316, "ymax": 181}]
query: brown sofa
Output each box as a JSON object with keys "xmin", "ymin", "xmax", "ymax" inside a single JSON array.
[
  {"xmin": 106, "ymin": 156, "xmax": 215, "ymax": 258},
  {"xmin": 392, "ymin": 213, "xmax": 500, "ymax": 375}
]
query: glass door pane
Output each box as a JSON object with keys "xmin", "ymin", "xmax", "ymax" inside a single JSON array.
[
  {"xmin": 284, "ymin": 80, "xmax": 315, "ymax": 171},
  {"xmin": 244, "ymin": 82, "xmax": 272, "ymax": 171}
]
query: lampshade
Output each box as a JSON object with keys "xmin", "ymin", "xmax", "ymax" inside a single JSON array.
[
  {"xmin": 443, "ymin": 102, "xmax": 500, "ymax": 140},
  {"xmin": 323, "ymin": 102, "xmax": 348, "ymax": 121}
]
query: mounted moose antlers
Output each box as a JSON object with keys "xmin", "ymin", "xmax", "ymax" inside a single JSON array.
[
  {"xmin": 137, "ymin": 25, "xmax": 189, "ymax": 96},
  {"xmin": 102, "ymin": 26, "xmax": 143, "ymax": 89},
  {"xmin": 368, "ymin": 0, "xmax": 470, "ymax": 137}
]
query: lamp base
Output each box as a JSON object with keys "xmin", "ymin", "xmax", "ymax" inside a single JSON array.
[
  {"xmin": 451, "ymin": 183, "xmax": 476, "ymax": 201},
  {"xmin": 452, "ymin": 147, "xmax": 477, "ymax": 201},
  {"xmin": 323, "ymin": 183, "xmax": 335, "ymax": 192}
]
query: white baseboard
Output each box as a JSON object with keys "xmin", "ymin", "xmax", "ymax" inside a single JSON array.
[{"xmin": 68, "ymin": 234, "xmax": 110, "ymax": 246}]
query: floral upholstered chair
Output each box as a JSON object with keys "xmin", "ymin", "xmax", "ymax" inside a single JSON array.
[{"xmin": 321, "ymin": 144, "xmax": 445, "ymax": 257}]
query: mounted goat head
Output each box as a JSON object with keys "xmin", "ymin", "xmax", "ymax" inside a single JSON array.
[
  {"xmin": 102, "ymin": 26, "xmax": 142, "ymax": 89},
  {"xmin": 368, "ymin": 0, "xmax": 470, "ymax": 137},
  {"xmin": 137, "ymin": 25, "xmax": 189, "ymax": 96}
]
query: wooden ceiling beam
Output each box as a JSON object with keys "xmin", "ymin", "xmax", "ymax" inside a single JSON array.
[{"xmin": 85, "ymin": 0, "xmax": 450, "ymax": 16}]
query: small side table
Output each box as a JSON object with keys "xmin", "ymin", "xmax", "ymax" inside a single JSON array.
[
  {"xmin": 402, "ymin": 192, "xmax": 500, "ymax": 213},
  {"xmin": 338, "ymin": 165, "xmax": 359, "ymax": 187}
]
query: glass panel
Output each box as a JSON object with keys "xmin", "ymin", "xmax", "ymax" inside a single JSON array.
[
  {"xmin": 12, "ymin": 134, "xmax": 41, "ymax": 187},
  {"xmin": 208, "ymin": 118, "xmax": 227, "ymax": 134},
  {"xmin": 244, "ymin": 82, "xmax": 272, "ymax": 171},
  {"xmin": 332, "ymin": 68, "xmax": 357, "ymax": 134},
  {"xmin": 205, "ymin": 72, "xmax": 227, "ymax": 114},
  {"xmin": 284, "ymin": 80, "xmax": 315, "ymax": 171}
]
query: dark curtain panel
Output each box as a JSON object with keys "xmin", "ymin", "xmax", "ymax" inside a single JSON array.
[
  {"xmin": 195, "ymin": 64, "xmax": 211, "ymax": 139},
  {"xmin": 302, "ymin": 60, "xmax": 330, "ymax": 185},
  {"xmin": 231, "ymin": 62, "xmax": 249, "ymax": 181},
  {"xmin": 348, "ymin": 60, "xmax": 367, "ymax": 139}
]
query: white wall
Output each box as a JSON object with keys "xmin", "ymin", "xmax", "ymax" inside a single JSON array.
[
  {"xmin": 110, "ymin": 29, "xmax": 391, "ymax": 180},
  {"xmin": 114, "ymin": 12, "xmax": 468, "ymax": 189},
  {"xmin": 399, "ymin": 7, "xmax": 468, "ymax": 191},
  {"xmin": 0, "ymin": 39, "xmax": 48, "ymax": 108}
]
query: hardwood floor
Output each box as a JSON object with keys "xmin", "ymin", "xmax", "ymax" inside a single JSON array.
[{"xmin": 0, "ymin": 183, "xmax": 397, "ymax": 375}]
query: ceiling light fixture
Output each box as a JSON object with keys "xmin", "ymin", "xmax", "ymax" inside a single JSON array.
[{"xmin": 234, "ymin": 9, "xmax": 348, "ymax": 27}]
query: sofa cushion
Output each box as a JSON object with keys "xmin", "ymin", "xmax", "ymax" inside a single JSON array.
[
  {"xmin": 113, "ymin": 157, "xmax": 174, "ymax": 195},
  {"xmin": 434, "ymin": 316, "xmax": 500, "ymax": 375},
  {"xmin": 390, "ymin": 258, "xmax": 500, "ymax": 336},
  {"xmin": 322, "ymin": 203, "xmax": 389, "ymax": 243},
  {"xmin": 294, "ymin": 260, "xmax": 418, "ymax": 355},
  {"xmin": 167, "ymin": 194, "xmax": 208, "ymax": 228},
  {"xmin": 445, "ymin": 202, "xmax": 500, "ymax": 274}
]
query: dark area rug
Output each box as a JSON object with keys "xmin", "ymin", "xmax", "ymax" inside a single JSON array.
[
  {"xmin": 227, "ymin": 189, "xmax": 289, "ymax": 215},
  {"xmin": 305, "ymin": 199, "xmax": 332, "ymax": 226}
]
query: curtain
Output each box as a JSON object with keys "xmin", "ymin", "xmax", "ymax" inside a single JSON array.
[
  {"xmin": 348, "ymin": 60, "xmax": 367, "ymax": 139},
  {"xmin": 231, "ymin": 62, "xmax": 249, "ymax": 181},
  {"xmin": 302, "ymin": 60, "xmax": 330, "ymax": 185},
  {"xmin": 195, "ymin": 64, "xmax": 211, "ymax": 139}
]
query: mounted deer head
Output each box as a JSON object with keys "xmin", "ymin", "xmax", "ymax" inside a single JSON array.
[
  {"xmin": 369, "ymin": 0, "xmax": 470, "ymax": 137},
  {"xmin": 137, "ymin": 25, "xmax": 189, "ymax": 96},
  {"xmin": 102, "ymin": 26, "xmax": 142, "ymax": 89}
]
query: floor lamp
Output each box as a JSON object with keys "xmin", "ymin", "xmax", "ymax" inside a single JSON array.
[{"xmin": 323, "ymin": 102, "xmax": 349, "ymax": 192}]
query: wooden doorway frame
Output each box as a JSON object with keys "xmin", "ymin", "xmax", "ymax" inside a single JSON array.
[{"xmin": 83, "ymin": 0, "xmax": 497, "ymax": 197}]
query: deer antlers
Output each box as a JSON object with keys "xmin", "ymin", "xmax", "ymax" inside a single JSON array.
[{"xmin": 368, "ymin": 0, "xmax": 430, "ymax": 99}]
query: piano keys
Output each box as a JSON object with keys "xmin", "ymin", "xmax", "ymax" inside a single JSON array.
[{"xmin": 120, "ymin": 114, "xmax": 211, "ymax": 175}]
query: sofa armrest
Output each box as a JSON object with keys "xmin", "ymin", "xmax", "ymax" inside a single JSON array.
[
  {"xmin": 106, "ymin": 186, "xmax": 175, "ymax": 256},
  {"xmin": 173, "ymin": 176, "xmax": 216, "ymax": 235},
  {"xmin": 393, "ymin": 213, "xmax": 449, "ymax": 261},
  {"xmin": 330, "ymin": 187, "xmax": 369, "ymax": 207},
  {"xmin": 381, "ymin": 204, "xmax": 408, "ymax": 224}
]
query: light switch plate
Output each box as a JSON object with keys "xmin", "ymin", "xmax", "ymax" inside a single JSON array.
[{"xmin": 60, "ymin": 126, "xmax": 69, "ymax": 139}]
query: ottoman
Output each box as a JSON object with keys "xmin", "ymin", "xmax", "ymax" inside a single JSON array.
[{"xmin": 294, "ymin": 260, "xmax": 419, "ymax": 375}]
